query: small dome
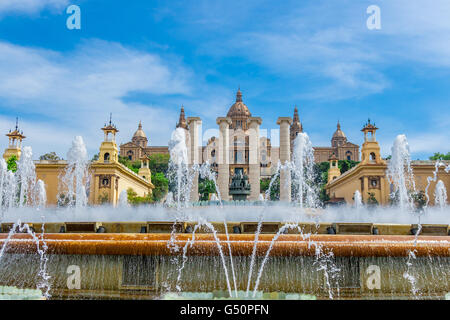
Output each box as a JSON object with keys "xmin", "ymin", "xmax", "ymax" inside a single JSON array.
[{"xmin": 133, "ymin": 121, "xmax": 146, "ymax": 138}]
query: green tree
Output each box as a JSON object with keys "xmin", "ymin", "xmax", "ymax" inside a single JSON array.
[
  {"xmin": 259, "ymin": 176, "xmax": 279, "ymax": 200},
  {"xmin": 39, "ymin": 152, "xmax": 61, "ymax": 161},
  {"xmin": 148, "ymin": 153, "xmax": 170, "ymax": 174},
  {"xmin": 127, "ymin": 187, "xmax": 153, "ymax": 205},
  {"xmin": 151, "ymin": 172, "xmax": 169, "ymax": 202},
  {"xmin": 118, "ymin": 155, "xmax": 141, "ymax": 174},
  {"xmin": 429, "ymin": 152, "xmax": 450, "ymax": 160},
  {"xmin": 6, "ymin": 155, "xmax": 17, "ymax": 172},
  {"xmin": 198, "ymin": 178, "xmax": 216, "ymax": 201}
]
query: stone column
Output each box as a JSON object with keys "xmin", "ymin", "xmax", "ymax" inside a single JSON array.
[
  {"xmin": 248, "ymin": 117, "xmax": 262, "ymax": 200},
  {"xmin": 216, "ymin": 117, "xmax": 232, "ymax": 201},
  {"xmin": 187, "ymin": 117, "xmax": 202, "ymax": 202},
  {"xmin": 362, "ymin": 176, "xmax": 369, "ymax": 203},
  {"xmin": 380, "ymin": 176, "xmax": 386, "ymax": 205},
  {"xmin": 277, "ymin": 117, "xmax": 293, "ymax": 202}
]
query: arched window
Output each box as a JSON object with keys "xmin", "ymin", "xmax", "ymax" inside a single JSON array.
[
  {"xmin": 346, "ymin": 151, "xmax": 352, "ymax": 161},
  {"xmin": 127, "ymin": 150, "xmax": 133, "ymax": 160},
  {"xmin": 104, "ymin": 153, "xmax": 110, "ymax": 162},
  {"xmin": 370, "ymin": 152, "xmax": 376, "ymax": 161}
]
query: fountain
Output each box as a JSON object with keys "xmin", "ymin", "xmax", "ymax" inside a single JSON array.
[
  {"xmin": 354, "ymin": 190, "xmax": 363, "ymax": 209},
  {"xmin": 0, "ymin": 131, "xmax": 448, "ymax": 301},
  {"xmin": 386, "ymin": 135, "xmax": 415, "ymax": 211},
  {"xmin": 434, "ymin": 180, "xmax": 447, "ymax": 209},
  {"xmin": 59, "ymin": 136, "xmax": 90, "ymax": 208},
  {"xmin": 290, "ymin": 132, "xmax": 318, "ymax": 208}
]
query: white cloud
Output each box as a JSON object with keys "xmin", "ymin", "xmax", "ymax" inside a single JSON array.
[
  {"xmin": 0, "ymin": 0, "xmax": 68, "ymax": 15},
  {"xmin": 0, "ymin": 39, "xmax": 193, "ymax": 158}
]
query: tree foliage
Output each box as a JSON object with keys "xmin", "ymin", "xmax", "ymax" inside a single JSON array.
[
  {"xmin": 6, "ymin": 155, "xmax": 17, "ymax": 172},
  {"xmin": 151, "ymin": 172, "xmax": 168, "ymax": 202},
  {"xmin": 148, "ymin": 153, "xmax": 170, "ymax": 174},
  {"xmin": 199, "ymin": 178, "xmax": 216, "ymax": 201},
  {"xmin": 429, "ymin": 152, "xmax": 450, "ymax": 160},
  {"xmin": 118, "ymin": 155, "xmax": 141, "ymax": 174},
  {"xmin": 260, "ymin": 176, "xmax": 279, "ymax": 200},
  {"xmin": 39, "ymin": 152, "xmax": 60, "ymax": 161},
  {"xmin": 127, "ymin": 187, "xmax": 153, "ymax": 205}
]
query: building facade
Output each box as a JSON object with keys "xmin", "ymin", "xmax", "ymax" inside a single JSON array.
[
  {"xmin": 2, "ymin": 119, "xmax": 154, "ymax": 207},
  {"xmin": 120, "ymin": 89, "xmax": 359, "ymax": 169},
  {"xmin": 325, "ymin": 120, "xmax": 450, "ymax": 206}
]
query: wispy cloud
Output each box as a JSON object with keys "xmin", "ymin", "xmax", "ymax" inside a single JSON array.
[
  {"xmin": 0, "ymin": 39, "xmax": 193, "ymax": 158},
  {"xmin": 0, "ymin": 0, "xmax": 68, "ymax": 15}
]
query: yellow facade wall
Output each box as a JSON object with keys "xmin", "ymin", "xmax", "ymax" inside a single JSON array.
[
  {"xmin": 35, "ymin": 161, "xmax": 154, "ymax": 207},
  {"xmin": 326, "ymin": 162, "xmax": 450, "ymax": 206}
]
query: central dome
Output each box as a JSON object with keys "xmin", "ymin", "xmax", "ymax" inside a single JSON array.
[{"xmin": 227, "ymin": 89, "xmax": 251, "ymax": 129}]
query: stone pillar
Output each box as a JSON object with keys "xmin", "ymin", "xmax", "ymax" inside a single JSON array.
[
  {"xmin": 277, "ymin": 117, "xmax": 293, "ymax": 202},
  {"xmin": 216, "ymin": 117, "xmax": 232, "ymax": 201},
  {"xmin": 362, "ymin": 176, "xmax": 369, "ymax": 203},
  {"xmin": 248, "ymin": 117, "xmax": 262, "ymax": 200},
  {"xmin": 187, "ymin": 117, "xmax": 202, "ymax": 202},
  {"xmin": 380, "ymin": 176, "xmax": 386, "ymax": 205}
]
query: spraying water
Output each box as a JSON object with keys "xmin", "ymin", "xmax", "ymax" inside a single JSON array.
[
  {"xmin": 118, "ymin": 190, "xmax": 129, "ymax": 207},
  {"xmin": 16, "ymin": 147, "xmax": 36, "ymax": 207},
  {"xmin": 386, "ymin": 135, "xmax": 415, "ymax": 211},
  {"xmin": 290, "ymin": 133, "xmax": 318, "ymax": 208},
  {"xmin": 353, "ymin": 190, "xmax": 363, "ymax": 209},
  {"xmin": 168, "ymin": 128, "xmax": 192, "ymax": 210},
  {"xmin": 59, "ymin": 136, "xmax": 90, "ymax": 208},
  {"xmin": 434, "ymin": 180, "xmax": 447, "ymax": 209}
]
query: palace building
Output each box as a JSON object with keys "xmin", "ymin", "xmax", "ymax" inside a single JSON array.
[
  {"xmin": 120, "ymin": 88, "xmax": 359, "ymax": 173},
  {"xmin": 118, "ymin": 88, "xmax": 360, "ymax": 200}
]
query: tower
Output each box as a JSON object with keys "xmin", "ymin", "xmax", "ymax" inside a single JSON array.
[
  {"xmin": 176, "ymin": 106, "xmax": 188, "ymax": 130},
  {"xmin": 3, "ymin": 117, "xmax": 25, "ymax": 161},
  {"xmin": 327, "ymin": 153, "xmax": 341, "ymax": 183},
  {"xmin": 138, "ymin": 156, "xmax": 152, "ymax": 183},
  {"xmin": 360, "ymin": 119, "xmax": 384, "ymax": 165},
  {"xmin": 98, "ymin": 113, "xmax": 119, "ymax": 164},
  {"xmin": 290, "ymin": 106, "xmax": 303, "ymax": 151}
]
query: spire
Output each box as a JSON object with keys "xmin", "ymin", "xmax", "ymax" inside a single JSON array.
[
  {"xmin": 293, "ymin": 106, "xmax": 300, "ymax": 123},
  {"xmin": 236, "ymin": 87, "xmax": 243, "ymax": 102},
  {"xmin": 176, "ymin": 105, "xmax": 188, "ymax": 129},
  {"xmin": 15, "ymin": 117, "xmax": 18, "ymax": 131},
  {"xmin": 337, "ymin": 120, "xmax": 341, "ymax": 130},
  {"xmin": 290, "ymin": 105, "xmax": 303, "ymax": 133},
  {"xmin": 138, "ymin": 120, "xmax": 142, "ymax": 130}
]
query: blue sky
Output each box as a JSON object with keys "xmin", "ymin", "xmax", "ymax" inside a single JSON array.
[{"xmin": 0, "ymin": 0, "xmax": 450, "ymax": 160}]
